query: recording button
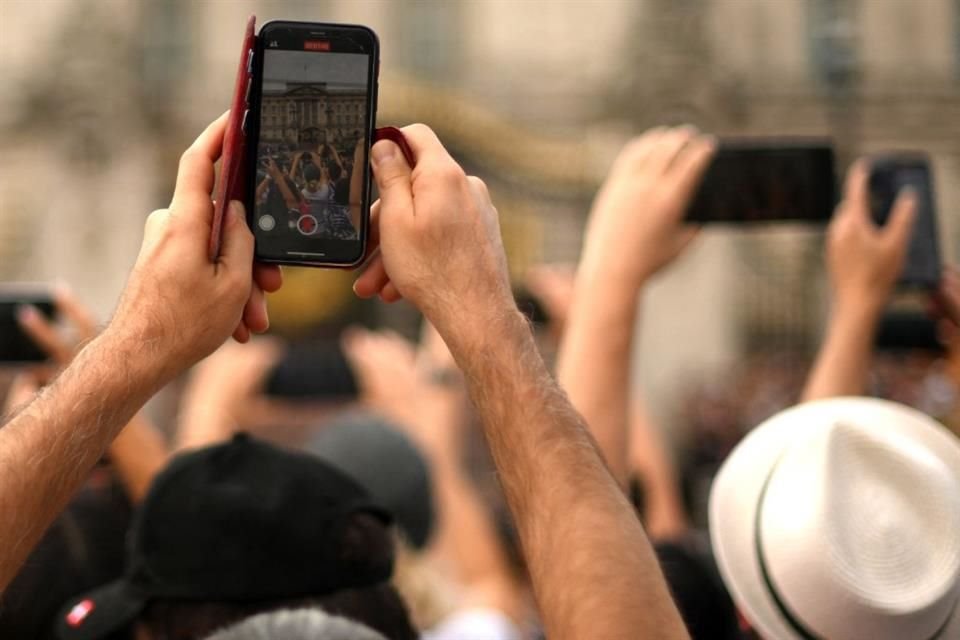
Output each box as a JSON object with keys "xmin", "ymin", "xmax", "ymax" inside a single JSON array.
[
  {"xmin": 246, "ymin": 49, "xmax": 254, "ymax": 73},
  {"xmin": 241, "ymin": 109, "xmax": 249, "ymax": 134}
]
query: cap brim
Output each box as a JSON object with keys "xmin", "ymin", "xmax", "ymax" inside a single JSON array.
[
  {"xmin": 709, "ymin": 397, "xmax": 960, "ymax": 640},
  {"xmin": 56, "ymin": 580, "xmax": 146, "ymax": 640}
]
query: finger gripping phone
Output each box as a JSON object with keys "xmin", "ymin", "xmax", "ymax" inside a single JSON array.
[
  {"xmin": 868, "ymin": 153, "xmax": 941, "ymax": 289},
  {"xmin": 247, "ymin": 20, "xmax": 379, "ymax": 267}
]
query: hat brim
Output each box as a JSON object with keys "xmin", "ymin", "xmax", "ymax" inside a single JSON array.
[
  {"xmin": 709, "ymin": 397, "xmax": 960, "ymax": 640},
  {"xmin": 56, "ymin": 579, "xmax": 146, "ymax": 640}
]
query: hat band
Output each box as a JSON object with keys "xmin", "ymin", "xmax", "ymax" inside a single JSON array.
[{"xmin": 755, "ymin": 464, "xmax": 960, "ymax": 640}]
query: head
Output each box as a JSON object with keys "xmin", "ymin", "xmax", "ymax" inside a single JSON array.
[
  {"xmin": 0, "ymin": 472, "xmax": 132, "ymax": 640},
  {"xmin": 709, "ymin": 397, "xmax": 960, "ymax": 640},
  {"xmin": 654, "ymin": 539, "xmax": 740, "ymax": 640},
  {"xmin": 57, "ymin": 436, "xmax": 417, "ymax": 640},
  {"xmin": 304, "ymin": 411, "xmax": 435, "ymax": 550},
  {"xmin": 202, "ymin": 609, "xmax": 386, "ymax": 640},
  {"xmin": 303, "ymin": 164, "xmax": 321, "ymax": 190}
]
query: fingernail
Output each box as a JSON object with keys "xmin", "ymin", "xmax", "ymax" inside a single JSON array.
[
  {"xmin": 228, "ymin": 200, "xmax": 245, "ymax": 221},
  {"xmin": 16, "ymin": 304, "xmax": 38, "ymax": 323},
  {"xmin": 370, "ymin": 140, "xmax": 396, "ymax": 167}
]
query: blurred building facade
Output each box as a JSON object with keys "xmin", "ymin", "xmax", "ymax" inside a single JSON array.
[{"xmin": 1, "ymin": 0, "xmax": 957, "ymax": 431}]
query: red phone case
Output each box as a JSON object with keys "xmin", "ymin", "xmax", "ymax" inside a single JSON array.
[
  {"xmin": 208, "ymin": 17, "xmax": 414, "ymax": 262},
  {"xmin": 210, "ymin": 15, "xmax": 256, "ymax": 261}
]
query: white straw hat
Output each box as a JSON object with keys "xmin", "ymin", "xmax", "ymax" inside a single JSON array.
[{"xmin": 709, "ymin": 397, "xmax": 960, "ymax": 640}]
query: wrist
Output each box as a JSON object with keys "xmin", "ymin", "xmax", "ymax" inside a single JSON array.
[
  {"xmin": 577, "ymin": 250, "xmax": 653, "ymax": 298},
  {"xmin": 98, "ymin": 321, "xmax": 180, "ymax": 392},
  {"xmin": 435, "ymin": 304, "xmax": 532, "ymax": 375},
  {"xmin": 831, "ymin": 291, "xmax": 886, "ymax": 325}
]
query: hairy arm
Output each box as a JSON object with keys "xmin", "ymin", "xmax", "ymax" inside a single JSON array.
[
  {"xmin": 0, "ymin": 330, "xmax": 160, "ymax": 589},
  {"xmin": 802, "ymin": 161, "xmax": 915, "ymax": 401},
  {"xmin": 448, "ymin": 309, "xmax": 688, "ymax": 640},
  {"xmin": 359, "ymin": 124, "xmax": 689, "ymax": 640},
  {"xmin": 0, "ymin": 112, "xmax": 279, "ymax": 591}
]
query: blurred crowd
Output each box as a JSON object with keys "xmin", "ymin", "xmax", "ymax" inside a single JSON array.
[{"xmin": 1, "ymin": 116, "xmax": 959, "ymax": 640}]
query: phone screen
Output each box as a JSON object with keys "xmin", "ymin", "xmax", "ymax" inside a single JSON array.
[
  {"xmin": 868, "ymin": 156, "xmax": 941, "ymax": 288},
  {"xmin": 0, "ymin": 289, "xmax": 55, "ymax": 363},
  {"xmin": 685, "ymin": 143, "xmax": 836, "ymax": 223},
  {"xmin": 250, "ymin": 23, "xmax": 378, "ymax": 266}
]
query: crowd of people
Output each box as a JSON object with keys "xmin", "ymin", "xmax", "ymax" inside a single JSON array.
[
  {"xmin": 1, "ymin": 116, "xmax": 959, "ymax": 640},
  {"xmin": 255, "ymin": 135, "xmax": 361, "ymax": 239}
]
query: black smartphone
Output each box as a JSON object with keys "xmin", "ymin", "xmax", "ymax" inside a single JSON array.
[
  {"xmin": 0, "ymin": 285, "xmax": 56, "ymax": 363},
  {"xmin": 868, "ymin": 154, "xmax": 941, "ymax": 289},
  {"xmin": 247, "ymin": 21, "xmax": 379, "ymax": 267},
  {"xmin": 686, "ymin": 141, "xmax": 836, "ymax": 223}
]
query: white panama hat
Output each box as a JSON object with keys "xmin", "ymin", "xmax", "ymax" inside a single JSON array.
[{"xmin": 709, "ymin": 397, "xmax": 960, "ymax": 640}]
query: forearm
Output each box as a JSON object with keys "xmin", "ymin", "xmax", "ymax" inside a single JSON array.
[
  {"xmin": 107, "ymin": 413, "xmax": 170, "ymax": 503},
  {"xmin": 429, "ymin": 453, "xmax": 520, "ymax": 618},
  {"xmin": 557, "ymin": 268, "xmax": 637, "ymax": 487},
  {"xmin": 445, "ymin": 309, "xmax": 687, "ymax": 640},
  {"xmin": 0, "ymin": 329, "xmax": 163, "ymax": 589},
  {"xmin": 629, "ymin": 405, "xmax": 688, "ymax": 540},
  {"xmin": 802, "ymin": 298, "xmax": 882, "ymax": 401}
]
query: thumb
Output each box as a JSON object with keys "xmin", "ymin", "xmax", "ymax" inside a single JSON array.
[
  {"xmin": 882, "ymin": 187, "xmax": 918, "ymax": 253},
  {"xmin": 370, "ymin": 140, "xmax": 413, "ymax": 219},
  {"xmin": 219, "ymin": 200, "xmax": 255, "ymax": 271}
]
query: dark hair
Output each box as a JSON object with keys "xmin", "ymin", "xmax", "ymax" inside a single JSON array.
[
  {"xmin": 138, "ymin": 514, "xmax": 416, "ymax": 640},
  {"xmin": 0, "ymin": 473, "xmax": 132, "ymax": 640},
  {"xmin": 655, "ymin": 540, "xmax": 741, "ymax": 640},
  {"xmin": 303, "ymin": 163, "xmax": 321, "ymax": 182}
]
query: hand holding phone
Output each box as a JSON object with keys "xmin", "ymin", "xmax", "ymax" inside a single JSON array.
[{"xmin": 826, "ymin": 160, "xmax": 917, "ymax": 314}]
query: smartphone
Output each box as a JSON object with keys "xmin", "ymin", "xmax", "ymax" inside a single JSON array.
[
  {"xmin": 0, "ymin": 285, "xmax": 56, "ymax": 363},
  {"xmin": 686, "ymin": 141, "xmax": 836, "ymax": 223},
  {"xmin": 247, "ymin": 21, "xmax": 379, "ymax": 267},
  {"xmin": 868, "ymin": 154, "xmax": 941, "ymax": 289}
]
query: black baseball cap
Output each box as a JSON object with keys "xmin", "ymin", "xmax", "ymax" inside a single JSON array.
[{"xmin": 56, "ymin": 435, "xmax": 392, "ymax": 640}]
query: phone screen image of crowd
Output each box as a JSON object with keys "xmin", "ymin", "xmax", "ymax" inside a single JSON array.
[{"xmin": 254, "ymin": 48, "xmax": 369, "ymax": 244}]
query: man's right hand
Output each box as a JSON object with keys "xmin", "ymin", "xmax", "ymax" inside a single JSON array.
[{"xmin": 354, "ymin": 124, "xmax": 514, "ymax": 348}]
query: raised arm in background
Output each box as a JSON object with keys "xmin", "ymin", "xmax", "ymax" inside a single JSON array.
[
  {"xmin": 352, "ymin": 124, "xmax": 689, "ymax": 640},
  {"xmin": 15, "ymin": 288, "xmax": 169, "ymax": 503},
  {"xmin": 0, "ymin": 113, "xmax": 281, "ymax": 590},
  {"xmin": 801, "ymin": 161, "xmax": 916, "ymax": 401},
  {"xmin": 343, "ymin": 325, "xmax": 522, "ymax": 623},
  {"xmin": 557, "ymin": 127, "xmax": 713, "ymax": 502}
]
